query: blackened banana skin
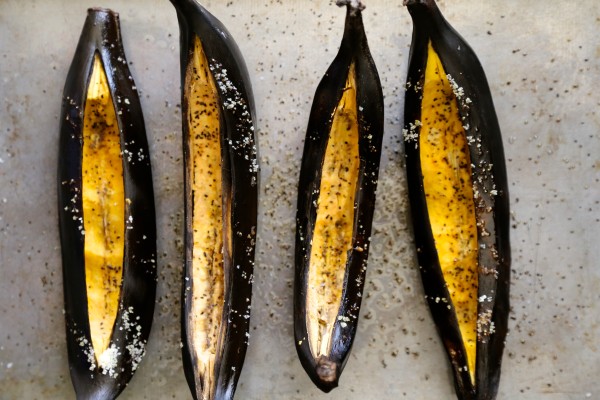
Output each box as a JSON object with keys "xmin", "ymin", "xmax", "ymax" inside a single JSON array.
[
  {"xmin": 169, "ymin": 0, "xmax": 258, "ymax": 399},
  {"xmin": 294, "ymin": 1, "xmax": 384, "ymax": 393},
  {"xmin": 403, "ymin": 1, "xmax": 510, "ymax": 399},
  {"xmin": 58, "ymin": 8, "xmax": 156, "ymax": 400}
]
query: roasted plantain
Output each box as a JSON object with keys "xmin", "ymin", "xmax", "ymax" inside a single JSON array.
[
  {"xmin": 58, "ymin": 8, "xmax": 157, "ymax": 400},
  {"xmin": 294, "ymin": 0, "xmax": 384, "ymax": 392},
  {"xmin": 169, "ymin": 0, "xmax": 259, "ymax": 399},
  {"xmin": 402, "ymin": 1, "xmax": 510, "ymax": 399}
]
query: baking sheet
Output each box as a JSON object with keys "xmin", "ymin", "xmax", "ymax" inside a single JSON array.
[{"xmin": 1, "ymin": 0, "xmax": 599, "ymax": 398}]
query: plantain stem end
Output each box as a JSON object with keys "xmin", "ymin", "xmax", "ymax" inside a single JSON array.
[{"xmin": 336, "ymin": 0, "xmax": 366, "ymax": 13}]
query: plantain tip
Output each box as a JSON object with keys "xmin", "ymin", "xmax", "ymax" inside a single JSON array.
[
  {"xmin": 336, "ymin": 0, "xmax": 366, "ymax": 13},
  {"xmin": 88, "ymin": 7, "xmax": 118, "ymax": 17},
  {"xmin": 315, "ymin": 356, "xmax": 338, "ymax": 386},
  {"xmin": 403, "ymin": 0, "xmax": 432, "ymax": 6}
]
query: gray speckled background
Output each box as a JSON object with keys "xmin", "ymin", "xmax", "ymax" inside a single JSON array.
[{"xmin": 1, "ymin": 0, "xmax": 599, "ymax": 399}]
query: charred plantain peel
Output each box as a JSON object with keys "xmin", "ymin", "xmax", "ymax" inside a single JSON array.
[
  {"xmin": 58, "ymin": 8, "xmax": 157, "ymax": 400},
  {"xmin": 294, "ymin": 0, "xmax": 384, "ymax": 392},
  {"xmin": 169, "ymin": 0, "xmax": 258, "ymax": 399},
  {"xmin": 402, "ymin": 1, "xmax": 510, "ymax": 399}
]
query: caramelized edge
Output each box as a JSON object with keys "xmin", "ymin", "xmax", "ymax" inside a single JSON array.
[
  {"xmin": 306, "ymin": 64, "xmax": 360, "ymax": 365},
  {"xmin": 186, "ymin": 35, "xmax": 226, "ymax": 398},
  {"xmin": 420, "ymin": 41, "xmax": 479, "ymax": 384},
  {"xmin": 81, "ymin": 53, "xmax": 125, "ymax": 372}
]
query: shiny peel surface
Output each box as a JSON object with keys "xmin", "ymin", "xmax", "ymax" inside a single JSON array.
[
  {"xmin": 420, "ymin": 42, "xmax": 478, "ymax": 384},
  {"xmin": 306, "ymin": 64, "xmax": 360, "ymax": 360}
]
